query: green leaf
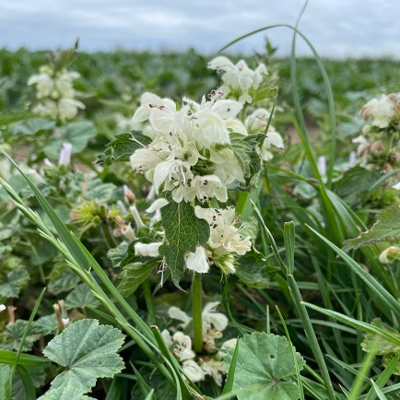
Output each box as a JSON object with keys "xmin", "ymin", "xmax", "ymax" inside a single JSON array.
[
  {"xmin": 108, "ymin": 242, "xmax": 129, "ymax": 268},
  {"xmin": 43, "ymin": 319, "xmax": 125, "ymax": 394},
  {"xmin": 117, "ymin": 262, "xmax": 155, "ymax": 297},
  {"xmin": 160, "ymin": 201, "xmax": 210, "ymax": 287},
  {"xmin": 95, "ymin": 131, "xmax": 152, "ymax": 167},
  {"xmin": 224, "ymin": 332, "xmax": 305, "ymax": 400},
  {"xmin": 66, "ymin": 284, "xmax": 99, "ymax": 310},
  {"xmin": 0, "ymin": 351, "xmax": 48, "ymax": 366},
  {"xmin": 0, "ymin": 364, "xmax": 12, "ymax": 400},
  {"xmin": 37, "ymin": 383, "xmax": 95, "ymax": 400},
  {"xmin": 13, "ymin": 364, "xmax": 46, "ymax": 400},
  {"xmin": 11, "ymin": 119, "xmax": 56, "ymax": 136},
  {"xmin": 33, "ymin": 315, "xmax": 58, "ymax": 336},
  {"xmin": 0, "ymin": 321, "xmax": 41, "ymax": 352},
  {"xmin": 344, "ymin": 205, "xmax": 400, "ymax": 250},
  {"xmin": 235, "ymin": 249, "xmax": 277, "ymax": 288},
  {"xmin": 85, "ymin": 180, "xmax": 116, "ymax": 203},
  {"xmin": 48, "ymin": 269, "xmax": 80, "ymax": 295},
  {"xmin": 0, "ymin": 267, "xmax": 30, "ymax": 299},
  {"xmin": 43, "ymin": 121, "xmax": 96, "ymax": 159}
]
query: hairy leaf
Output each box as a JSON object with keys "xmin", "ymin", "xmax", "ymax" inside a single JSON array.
[
  {"xmin": 66, "ymin": 284, "xmax": 99, "ymax": 310},
  {"xmin": 95, "ymin": 131, "xmax": 152, "ymax": 167},
  {"xmin": 225, "ymin": 332, "xmax": 305, "ymax": 400},
  {"xmin": 43, "ymin": 319, "xmax": 125, "ymax": 394},
  {"xmin": 235, "ymin": 250, "xmax": 277, "ymax": 289},
  {"xmin": 0, "ymin": 321, "xmax": 41, "ymax": 352},
  {"xmin": 37, "ymin": 383, "xmax": 94, "ymax": 400},
  {"xmin": 160, "ymin": 201, "xmax": 210, "ymax": 286},
  {"xmin": 0, "ymin": 267, "xmax": 30, "ymax": 299},
  {"xmin": 11, "ymin": 119, "xmax": 56, "ymax": 136},
  {"xmin": 344, "ymin": 205, "xmax": 400, "ymax": 250}
]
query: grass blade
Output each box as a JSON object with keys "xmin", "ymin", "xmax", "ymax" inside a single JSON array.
[{"xmin": 222, "ymin": 339, "xmax": 240, "ymax": 395}]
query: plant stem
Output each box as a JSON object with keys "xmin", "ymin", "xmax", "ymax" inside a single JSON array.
[
  {"xmin": 192, "ymin": 272, "xmax": 203, "ymax": 353},
  {"xmin": 142, "ymin": 280, "xmax": 156, "ymax": 325},
  {"xmin": 100, "ymin": 219, "xmax": 117, "ymax": 248}
]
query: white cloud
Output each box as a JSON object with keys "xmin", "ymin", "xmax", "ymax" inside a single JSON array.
[{"xmin": 0, "ymin": 0, "xmax": 399, "ymax": 57}]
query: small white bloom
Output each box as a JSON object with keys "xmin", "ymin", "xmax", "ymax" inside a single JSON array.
[
  {"xmin": 317, "ymin": 156, "xmax": 326, "ymax": 176},
  {"xmin": 59, "ymin": 143, "xmax": 73, "ymax": 166},
  {"xmin": 186, "ymin": 246, "xmax": 210, "ymax": 273},
  {"xmin": 0, "ymin": 304, "xmax": 6, "ymax": 313},
  {"xmin": 260, "ymin": 129, "xmax": 284, "ymax": 162},
  {"xmin": 190, "ymin": 175, "xmax": 228, "ymax": 204},
  {"xmin": 360, "ymin": 95, "xmax": 397, "ymax": 128},
  {"xmin": 168, "ymin": 306, "xmax": 192, "ymax": 328},
  {"xmin": 352, "ymin": 135, "xmax": 370, "ymax": 156},
  {"xmin": 58, "ymin": 98, "xmax": 85, "ymax": 121},
  {"xmin": 161, "ymin": 329, "xmax": 173, "ymax": 348},
  {"xmin": 245, "ymin": 108, "xmax": 271, "ymax": 132},
  {"xmin": 134, "ymin": 242, "xmax": 162, "ymax": 257},
  {"xmin": 130, "ymin": 205, "xmax": 146, "ymax": 229},
  {"xmin": 120, "ymin": 224, "xmax": 136, "ymax": 242},
  {"xmin": 202, "ymin": 302, "xmax": 228, "ymax": 332},
  {"xmin": 172, "ymin": 331, "xmax": 196, "ymax": 361},
  {"xmin": 32, "ymin": 100, "xmax": 58, "ymax": 119},
  {"xmin": 61, "ymin": 317, "xmax": 70, "ymax": 328},
  {"xmin": 379, "ymin": 246, "xmax": 400, "ymax": 264},
  {"xmin": 28, "ymin": 72, "xmax": 54, "ymax": 98},
  {"xmin": 201, "ymin": 359, "xmax": 226, "ymax": 386},
  {"xmin": 183, "ymin": 360, "xmax": 205, "ymax": 382}
]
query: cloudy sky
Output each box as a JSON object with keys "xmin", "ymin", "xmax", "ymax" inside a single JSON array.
[{"xmin": 1, "ymin": 0, "xmax": 399, "ymax": 57}]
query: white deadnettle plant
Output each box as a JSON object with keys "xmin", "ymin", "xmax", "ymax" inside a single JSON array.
[
  {"xmin": 130, "ymin": 91, "xmax": 247, "ymax": 203},
  {"xmin": 28, "ymin": 65, "xmax": 85, "ymax": 121},
  {"xmin": 208, "ymin": 56, "xmax": 268, "ymax": 104},
  {"xmin": 162, "ymin": 302, "xmax": 234, "ymax": 386}
]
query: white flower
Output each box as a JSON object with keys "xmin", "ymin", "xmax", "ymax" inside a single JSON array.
[
  {"xmin": 195, "ymin": 206, "xmax": 252, "ymax": 258},
  {"xmin": 245, "ymin": 108, "xmax": 271, "ymax": 132},
  {"xmin": 183, "ymin": 360, "xmax": 205, "ymax": 382},
  {"xmin": 134, "ymin": 242, "xmax": 162, "ymax": 257},
  {"xmin": 317, "ymin": 156, "xmax": 326, "ymax": 176},
  {"xmin": 55, "ymin": 71, "xmax": 79, "ymax": 98},
  {"xmin": 202, "ymin": 302, "xmax": 228, "ymax": 332},
  {"xmin": 161, "ymin": 329, "xmax": 173, "ymax": 348},
  {"xmin": 0, "ymin": 304, "xmax": 6, "ymax": 313},
  {"xmin": 201, "ymin": 359, "xmax": 226, "ymax": 386},
  {"xmin": 352, "ymin": 135, "xmax": 370, "ymax": 156},
  {"xmin": 130, "ymin": 205, "xmax": 145, "ymax": 229},
  {"xmin": 28, "ymin": 72, "xmax": 54, "ymax": 98},
  {"xmin": 168, "ymin": 306, "xmax": 193, "ymax": 329},
  {"xmin": 208, "ymin": 57, "xmax": 268, "ymax": 104},
  {"xmin": 32, "ymin": 100, "xmax": 58, "ymax": 119},
  {"xmin": 379, "ymin": 246, "xmax": 400, "ymax": 264},
  {"xmin": 59, "ymin": 143, "xmax": 73, "ymax": 166},
  {"xmin": 216, "ymin": 338, "xmax": 238, "ymax": 359},
  {"xmin": 186, "ymin": 246, "xmax": 210, "ymax": 273},
  {"xmin": 58, "ymin": 98, "xmax": 85, "ymax": 121},
  {"xmin": 189, "ymin": 175, "xmax": 228, "ymax": 203},
  {"xmin": 130, "ymin": 146, "xmax": 163, "ymax": 176},
  {"xmin": 171, "ymin": 331, "xmax": 196, "ymax": 361},
  {"xmin": 361, "ymin": 95, "xmax": 397, "ymax": 128},
  {"xmin": 260, "ymin": 129, "xmax": 284, "ymax": 162}
]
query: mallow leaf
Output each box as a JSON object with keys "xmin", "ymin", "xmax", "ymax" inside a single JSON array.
[
  {"xmin": 160, "ymin": 201, "xmax": 210, "ymax": 287},
  {"xmin": 0, "ymin": 320, "xmax": 41, "ymax": 352},
  {"xmin": 0, "ymin": 267, "xmax": 30, "ymax": 299},
  {"xmin": 225, "ymin": 332, "xmax": 305, "ymax": 400},
  {"xmin": 37, "ymin": 383, "xmax": 95, "ymax": 400},
  {"xmin": 343, "ymin": 205, "xmax": 400, "ymax": 250},
  {"xmin": 43, "ymin": 319, "xmax": 125, "ymax": 394},
  {"xmin": 66, "ymin": 284, "xmax": 99, "ymax": 310},
  {"xmin": 95, "ymin": 131, "xmax": 152, "ymax": 166}
]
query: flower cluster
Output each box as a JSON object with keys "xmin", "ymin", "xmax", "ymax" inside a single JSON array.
[
  {"xmin": 133, "ymin": 203, "xmax": 251, "ymax": 275},
  {"xmin": 162, "ymin": 302, "xmax": 235, "ymax": 385},
  {"xmin": 130, "ymin": 91, "xmax": 248, "ymax": 203},
  {"xmin": 360, "ymin": 94, "xmax": 400, "ymax": 130},
  {"xmin": 28, "ymin": 65, "xmax": 85, "ymax": 121},
  {"xmin": 208, "ymin": 56, "xmax": 269, "ymax": 104}
]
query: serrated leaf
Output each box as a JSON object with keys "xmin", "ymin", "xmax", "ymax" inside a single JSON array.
[
  {"xmin": 160, "ymin": 201, "xmax": 210, "ymax": 286},
  {"xmin": 43, "ymin": 121, "xmax": 96, "ymax": 159},
  {"xmin": 117, "ymin": 262, "xmax": 155, "ymax": 297},
  {"xmin": 12, "ymin": 364, "xmax": 47, "ymax": 400},
  {"xmin": 344, "ymin": 205, "xmax": 400, "ymax": 250},
  {"xmin": 225, "ymin": 332, "xmax": 305, "ymax": 400},
  {"xmin": 43, "ymin": 319, "xmax": 125, "ymax": 394},
  {"xmin": 33, "ymin": 315, "xmax": 58, "ymax": 336},
  {"xmin": 38, "ymin": 383, "xmax": 94, "ymax": 400},
  {"xmin": 48, "ymin": 269, "xmax": 80, "ymax": 295},
  {"xmin": 0, "ymin": 267, "xmax": 30, "ymax": 298},
  {"xmin": 85, "ymin": 180, "xmax": 116, "ymax": 203},
  {"xmin": 0, "ymin": 321, "xmax": 41, "ymax": 352},
  {"xmin": 66, "ymin": 284, "xmax": 99, "ymax": 310},
  {"xmin": 235, "ymin": 250, "xmax": 277, "ymax": 289},
  {"xmin": 95, "ymin": 131, "xmax": 152, "ymax": 167}
]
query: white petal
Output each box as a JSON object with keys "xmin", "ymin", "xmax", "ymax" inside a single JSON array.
[
  {"xmin": 161, "ymin": 329, "xmax": 173, "ymax": 348},
  {"xmin": 0, "ymin": 304, "xmax": 6, "ymax": 313},
  {"xmin": 134, "ymin": 242, "xmax": 162, "ymax": 257},
  {"xmin": 168, "ymin": 306, "xmax": 192, "ymax": 328},
  {"xmin": 186, "ymin": 246, "xmax": 210, "ymax": 273},
  {"xmin": 146, "ymin": 198, "xmax": 169, "ymax": 213},
  {"xmin": 208, "ymin": 56, "xmax": 236, "ymax": 72},
  {"xmin": 211, "ymin": 100, "xmax": 243, "ymax": 119},
  {"xmin": 182, "ymin": 360, "xmax": 205, "ymax": 382}
]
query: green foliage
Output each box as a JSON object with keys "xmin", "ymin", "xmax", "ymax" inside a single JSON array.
[
  {"xmin": 225, "ymin": 332, "xmax": 305, "ymax": 400},
  {"xmin": 0, "ymin": 267, "xmax": 30, "ymax": 299},
  {"xmin": 96, "ymin": 131, "xmax": 152, "ymax": 166},
  {"xmin": 0, "ymin": 321, "xmax": 41, "ymax": 352},
  {"xmin": 160, "ymin": 201, "xmax": 210, "ymax": 286},
  {"xmin": 117, "ymin": 262, "xmax": 155, "ymax": 297},
  {"xmin": 65, "ymin": 284, "xmax": 99, "ymax": 310},
  {"xmin": 344, "ymin": 205, "xmax": 400, "ymax": 250},
  {"xmin": 43, "ymin": 319, "xmax": 125, "ymax": 395}
]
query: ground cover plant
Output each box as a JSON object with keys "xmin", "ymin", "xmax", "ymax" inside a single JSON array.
[{"xmin": 1, "ymin": 22, "xmax": 400, "ymax": 400}]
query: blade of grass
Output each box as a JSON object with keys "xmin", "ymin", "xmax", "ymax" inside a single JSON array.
[
  {"xmin": 222, "ymin": 339, "xmax": 240, "ymax": 395},
  {"xmin": 15, "ymin": 365, "xmax": 36, "ymax": 400}
]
